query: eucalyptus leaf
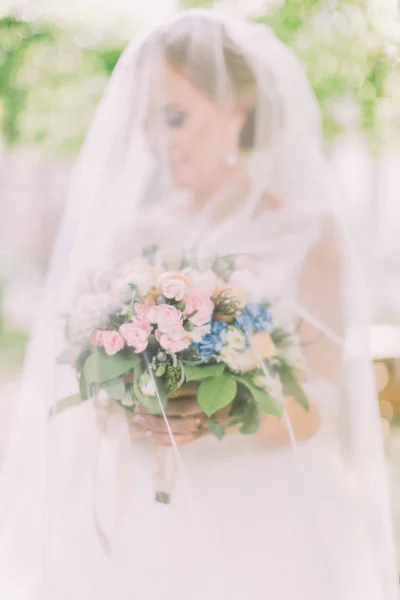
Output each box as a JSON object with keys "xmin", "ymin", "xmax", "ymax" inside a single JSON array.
[
  {"xmin": 240, "ymin": 400, "xmax": 263, "ymax": 435},
  {"xmin": 184, "ymin": 363, "xmax": 225, "ymax": 382},
  {"xmin": 76, "ymin": 349, "xmax": 91, "ymax": 372},
  {"xmin": 103, "ymin": 376, "xmax": 126, "ymax": 400},
  {"xmin": 197, "ymin": 374, "xmax": 237, "ymax": 417},
  {"xmin": 49, "ymin": 394, "xmax": 84, "ymax": 418},
  {"xmin": 56, "ymin": 346, "xmax": 82, "ymax": 365},
  {"xmin": 234, "ymin": 375, "xmax": 283, "ymax": 419},
  {"xmin": 207, "ymin": 420, "xmax": 225, "ymax": 440},
  {"xmin": 280, "ymin": 369, "xmax": 309, "ymax": 411},
  {"xmin": 84, "ymin": 350, "xmax": 138, "ymax": 383},
  {"xmin": 79, "ymin": 373, "xmax": 90, "ymax": 400}
]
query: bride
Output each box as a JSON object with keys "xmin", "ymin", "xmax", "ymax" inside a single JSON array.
[{"xmin": 0, "ymin": 9, "xmax": 398, "ymax": 600}]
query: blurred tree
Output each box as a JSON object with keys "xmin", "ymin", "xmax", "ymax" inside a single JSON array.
[
  {"xmin": 0, "ymin": 16, "xmax": 121, "ymax": 154},
  {"xmin": 259, "ymin": 0, "xmax": 400, "ymax": 150},
  {"xmin": 1, "ymin": 1, "xmax": 399, "ymax": 156},
  {"xmin": 0, "ymin": 17, "xmax": 55, "ymax": 147}
]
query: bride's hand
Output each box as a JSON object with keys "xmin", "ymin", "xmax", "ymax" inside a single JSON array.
[
  {"xmin": 131, "ymin": 383, "xmax": 205, "ymax": 446},
  {"xmin": 131, "ymin": 383, "xmax": 230, "ymax": 445}
]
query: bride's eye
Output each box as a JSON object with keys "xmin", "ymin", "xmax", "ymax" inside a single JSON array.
[{"xmin": 164, "ymin": 106, "xmax": 187, "ymax": 129}]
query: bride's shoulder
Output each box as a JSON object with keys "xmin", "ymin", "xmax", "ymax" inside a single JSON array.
[
  {"xmin": 304, "ymin": 213, "xmax": 342, "ymax": 277},
  {"xmin": 254, "ymin": 191, "xmax": 282, "ymax": 215}
]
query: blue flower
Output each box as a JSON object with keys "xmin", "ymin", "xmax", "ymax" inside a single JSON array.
[
  {"xmin": 235, "ymin": 302, "xmax": 273, "ymax": 337},
  {"xmin": 195, "ymin": 321, "xmax": 227, "ymax": 360}
]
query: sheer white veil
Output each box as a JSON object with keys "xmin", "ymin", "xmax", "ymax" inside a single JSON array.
[{"xmin": 0, "ymin": 8, "xmax": 398, "ymax": 600}]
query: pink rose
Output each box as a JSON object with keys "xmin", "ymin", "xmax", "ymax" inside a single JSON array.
[
  {"xmin": 134, "ymin": 300, "xmax": 154, "ymax": 325},
  {"xmin": 184, "ymin": 292, "xmax": 214, "ymax": 327},
  {"xmin": 155, "ymin": 329, "xmax": 191, "ymax": 353},
  {"xmin": 148, "ymin": 304, "xmax": 183, "ymax": 333},
  {"xmin": 120, "ymin": 322, "xmax": 151, "ymax": 353},
  {"xmin": 90, "ymin": 329, "xmax": 105, "ymax": 347},
  {"xmin": 102, "ymin": 330, "xmax": 125, "ymax": 356}
]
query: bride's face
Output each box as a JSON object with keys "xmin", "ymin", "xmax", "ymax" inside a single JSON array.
[{"xmin": 144, "ymin": 61, "xmax": 244, "ymax": 193}]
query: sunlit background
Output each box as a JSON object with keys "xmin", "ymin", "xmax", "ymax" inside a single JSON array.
[{"xmin": 1, "ymin": 0, "xmax": 400, "ymax": 571}]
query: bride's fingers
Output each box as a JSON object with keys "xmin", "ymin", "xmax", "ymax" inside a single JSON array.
[
  {"xmin": 133, "ymin": 413, "xmax": 206, "ymax": 435},
  {"xmin": 153, "ymin": 430, "xmax": 208, "ymax": 446},
  {"xmin": 165, "ymin": 398, "xmax": 204, "ymax": 417},
  {"xmin": 136, "ymin": 398, "xmax": 203, "ymax": 418},
  {"xmin": 173, "ymin": 383, "xmax": 199, "ymax": 398}
]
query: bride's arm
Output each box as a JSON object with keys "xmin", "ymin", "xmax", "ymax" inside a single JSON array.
[{"xmin": 257, "ymin": 216, "xmax": 343, "ymax": 445}]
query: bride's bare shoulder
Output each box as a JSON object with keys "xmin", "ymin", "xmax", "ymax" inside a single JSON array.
[{"xmin": 255, "ymin": 191, "xmax": 282, "ymax": 214}]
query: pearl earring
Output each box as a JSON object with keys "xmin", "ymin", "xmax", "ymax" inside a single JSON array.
[{"xmin": 225, "ymin": 128, "xmax": 239, "ymax": 166}]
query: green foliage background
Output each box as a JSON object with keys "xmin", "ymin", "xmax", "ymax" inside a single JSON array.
[{"xmin": 1, "ymin": 1, "xmax": 399, "ymax": 156}]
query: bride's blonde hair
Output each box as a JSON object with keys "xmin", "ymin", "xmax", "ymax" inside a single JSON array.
[{"xmin": 138, "ymin": 13, "xmax": 260, "ymax": 150}]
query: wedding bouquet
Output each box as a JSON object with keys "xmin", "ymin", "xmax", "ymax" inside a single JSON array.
[{"xmin": 57, "ymin": 248, "xmax": 308, "ymax": 502}]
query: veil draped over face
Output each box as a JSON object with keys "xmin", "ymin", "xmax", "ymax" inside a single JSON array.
[{"xmin": 0, "ymin": 9, "xmax": 398, "ymax": 600}]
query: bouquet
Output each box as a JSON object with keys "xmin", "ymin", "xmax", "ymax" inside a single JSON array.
[{"xmin": 56, "ymin": 248, "xmax": 308, "ymax": 503}]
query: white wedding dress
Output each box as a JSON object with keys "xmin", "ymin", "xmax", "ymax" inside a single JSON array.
[
  {"xmin": 1, "ymin": 11, "xmax": 398, "ymax": 600},
  {"xmin": 31, "ymin": 206, "xmax": 388, "ymax": 600}
]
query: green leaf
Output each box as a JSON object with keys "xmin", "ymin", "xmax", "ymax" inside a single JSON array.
[
  {"xmin": 280, "ymin": 369, "xmax": 309, "ymax": 411},
  {"xmin": 49, "ymin": 394, "xmax": 85, "ymax": 418},
  {"xmin": 76, "ymin": 349, "xmax": 91, "ymax": 372},
  {"xmin": 184, "ymin": 363, "xmax": 225, "ymax": 382},
  {"xmin": 84, "ymin": 350, "xmax": 138, "ymax": 383},
  {"xmin": 116, "ymin": 384, "xmax": 136, "ymax": 412},
  {"xmin": 133, "ymin": 367, "xmax": 167, "ymax": 415},
  {"xmin": 56, "ymin": 346, "xmax": 82, "ymax": 365},
  {"xmin": 197, "ymin": 374, "xmax": 237, "ymax": 417},
  {"xmin": 234, "ymin": 375, "xmax": 283, "ymax": 419},
  {"xmin": 240, "ymin": 400, "xmax": 263, "ymax": 435},
  {"xmin": 207, "ymin": 420, "xmax": 226, "ymax": 440},
  {"xmin": 103, "ymin": 376, "xmax": 126, "ymax": 400},
  {"xmin": 79, "ymin": 373, "xmax": 90, "ymax": 400}
]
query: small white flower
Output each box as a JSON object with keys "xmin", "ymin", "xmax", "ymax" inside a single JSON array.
[
  {"xmin": 121, "ymin": 393, "xmax": 135, "ymax": 407},
  {"xmin": 139, "ymin": 372, "xmax": 157, "ymax": 397},
  {"xmin": 224, "ymin": 326, "xmax": 247, "ymax": 351},
  {"xmin": 189, "ymin": 324, "xmax": 211, "ymax": 343},
  {"xmin": 220, "ymin": 347, "xmax": 259, "ymax": 373}
]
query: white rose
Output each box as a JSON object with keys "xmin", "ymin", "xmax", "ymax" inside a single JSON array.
[
  {"xmin": 68, "ymin": 292, "xmax": 110, "ymax": 343},
  {"xmin": 114, "ymin": 273, "xmax": 151, "ymax": 302}
]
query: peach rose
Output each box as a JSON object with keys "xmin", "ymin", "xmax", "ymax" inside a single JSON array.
[
  {"xmin": 102, "ymin": 330, "xmax": 125, "ymax": 356},
  {"xmin": 183, "ymin": 292, "xmax": 214, "ymax": 327},
  {"xmin": 159, "ymin": 273, "xmax": 187, "ymax": 302},
  {"xmin": 251, "ymin": 333, "xmax": 277, "ymax": 359}
]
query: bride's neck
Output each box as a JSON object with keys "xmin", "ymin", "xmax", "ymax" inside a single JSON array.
[{"xmin": 190, "ymin": 163, "xmax": 249, "ymax": 214}]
